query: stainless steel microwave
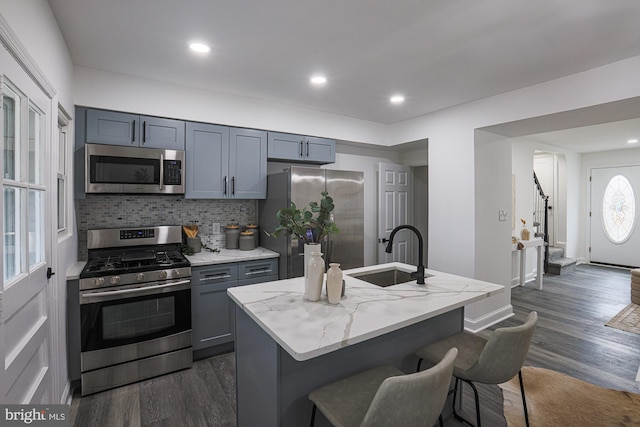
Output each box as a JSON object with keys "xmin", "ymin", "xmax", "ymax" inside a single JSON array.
[{"xmin": 85, "ymin": 143, "xmax": 185, "ymax": 194}]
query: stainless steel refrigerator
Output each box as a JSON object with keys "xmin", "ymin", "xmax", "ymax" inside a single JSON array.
[{"xmin": 259, "ymin": 166, "xmax": 364, "ymax": 279}]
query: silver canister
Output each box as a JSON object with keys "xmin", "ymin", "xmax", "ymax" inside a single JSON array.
[
  {"xmin": 225, "ymin": 224, "xmax": 241, "ymax": 249},
  {"xmin": 246, "ymin": 224, "xmax": 259, "ymax": 247},
  {"xmin": 239, "ymin": 231, "xmax": 255, "ymax": 251}
]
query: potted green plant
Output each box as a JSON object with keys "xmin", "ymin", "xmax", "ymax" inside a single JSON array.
[
  {"xmin": 267, "ymin": 191, "xmax": 339, "ymax": 243},
  {"xmin": 267, "ymin": 191, "xmax": 339, "ymax": 280}
]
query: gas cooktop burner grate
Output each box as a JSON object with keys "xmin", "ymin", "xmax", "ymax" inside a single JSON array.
[{"xmin": 81, "ymin": 244, "xmax": 190, "ymax": 278}]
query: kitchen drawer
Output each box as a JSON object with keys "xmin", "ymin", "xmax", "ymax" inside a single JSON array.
[
  {"xmin": 192, "ymin": 264, "xmax": 238, "ymax": 285},
  {"xmin": 237, "ymin": 259, "xmax": 278, "ymax": 282}
]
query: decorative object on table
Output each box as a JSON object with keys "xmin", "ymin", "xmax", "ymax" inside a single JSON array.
[
  {"xmin": 520, "ymin": 218, "xmax": 530, "ymax": 240},
  {"xmin": 182, "ymin": 225, "xmax": 202, "ymax": 253},
  {"xmin": 246, "ymin": 224, "xmax": 259, "ymax": 246},
  {"xmin": 306, "ymin": 251, "xmax": 325, "ymax": 301},
  {"xmin": 326, "ymin": 263, "xmax": 343, "ymax": 304},
  {"xmin": 499, "ymin": 366, "xmax": 640, "ymax": 427},
  {"xmin": 266, "ymin": 191, "xmax": 339, "ymax": 278},
  {"xmin": 225, "ymin": 223, "xmax": 240, "ymax": 249},
  {"xmin": 239, "ymin": 231, "xmax": 255, "ymax": 251}
]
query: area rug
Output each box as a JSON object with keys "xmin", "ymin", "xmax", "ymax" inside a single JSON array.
[
  {"xmin": 606, "ymin": 303, "xmax": 640, "ymax": 335},
  {"xmin": 499, "ymin": 366, "xmax": 640, "ymax": 427}
]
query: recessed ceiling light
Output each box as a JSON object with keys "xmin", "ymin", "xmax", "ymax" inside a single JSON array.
[
  {"xmin": 310, "ymin": 75, "xmax": 327, "ymax": 85},
  {"xmin": 627, "ymin": 139, "xmax": 639, "ymax": 144},
  {"xmin": 390, "ymin": 95, "xmax": 405, "ymax": 104},
  {"xmin": 189, "ymin": 42, "xmax": 211, "ymax": 54}
]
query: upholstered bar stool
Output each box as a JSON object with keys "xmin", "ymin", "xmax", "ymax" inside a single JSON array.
[
  {"xmin": 308, "ymin": 347, "xmax": 458, "ymax": 427},
  {"xmin": 415, "ymin": 311, "xmax": 538, "ymax": 427}
]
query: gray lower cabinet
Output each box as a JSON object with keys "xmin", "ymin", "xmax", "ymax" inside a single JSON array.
[
  {"xmin": 191, "ymin": 259, "xmax": 278, "ymax": 351},
  {"xmin": 185, "ymin": 123, "xmax": 267, "ymax": 199},
  {"xmin": 81, "ymin": 108, "xmax": 185, "ymax": 149},
  {"xmin": 267, "ymin": 132, "xmax": 335, "ymax": 164}
]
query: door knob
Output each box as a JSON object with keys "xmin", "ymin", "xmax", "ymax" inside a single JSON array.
[
  {"xmin": 47, "ymin": 267, "xmax": 56, "ymax": 279},
  {"xmin": 378, "ymin": 238, "xmax": 389, "ymax": 243}
]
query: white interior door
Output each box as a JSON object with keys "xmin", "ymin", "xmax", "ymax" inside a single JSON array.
[
  {"xmin": 377, "ymin": 163, "xmax": 413, "ymax": 264},
  {"xmin": 590, "ymin": 166, "xmax": 640, "ymax": 267},
  {"xmin": 1, "ymin": 47, "xmax": 53, "ymax": 404}
]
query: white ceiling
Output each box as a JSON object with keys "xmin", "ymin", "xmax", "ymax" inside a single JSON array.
[{"xmin": 47, "ymin": 0, "xmax": 640, "ymax": 149}]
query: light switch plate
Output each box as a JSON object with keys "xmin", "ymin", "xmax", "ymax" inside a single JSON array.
[
  {"xmin": 212, "ymin": 222, "xmax": 220, "ymax": 234},
  {"xmin": 498, "ymin": 210, "xmax": 508, "ymax": 221}
]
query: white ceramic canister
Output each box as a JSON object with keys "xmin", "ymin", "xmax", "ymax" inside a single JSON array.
[
  {"xmin": 327, "ymin": 263, "xmax": 343, "ymax": 304},
  {"xmin": 305, "ymin": 252, "xmax": 325, "ymax": 301}
]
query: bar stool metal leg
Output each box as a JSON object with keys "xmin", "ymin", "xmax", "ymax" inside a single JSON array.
[
  {"xmin": 310, "ymin": 404, "xmax": 317, "ymax": 427},
  {"xmin": 518, "ymin": 370, "xmax": 530, "ymax": 427}
]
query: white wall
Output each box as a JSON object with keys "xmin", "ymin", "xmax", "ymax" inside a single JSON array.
[
  {"xmin": 73, "ymin": 66, "xmax": 388, "ymax": 146},
  {"xmin": 471, "ymin": 130, "xmax": 514, "ymax": 330},
  {"xmin": 0, "ymin": 0, "xmax": 75, "ymax": 405}
]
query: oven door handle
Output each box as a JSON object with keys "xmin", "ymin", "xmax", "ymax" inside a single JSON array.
[{"xmin": 80, "ymin": 279, "xmax": 191, "ymax": 304}]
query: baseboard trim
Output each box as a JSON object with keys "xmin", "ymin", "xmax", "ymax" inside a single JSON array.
[
  {"xmin": 61, "ymin": 380, "xmax": 72, "ymax": 405},
  {"xmin": 464, "ymin": 304, "xmax": 514, "ymax": 333}
]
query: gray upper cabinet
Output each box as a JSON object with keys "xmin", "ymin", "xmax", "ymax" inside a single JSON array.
[
  {"xmin": 84, "ymin": 108, "xmax": 185, "ymax": 150},
  {"xmin": 186, "ymin": 123, "xmax": 267, "ymax": 199},
  {"xmin": 229, "ymin": 128, "xmax": 267, "ymax": 199},
  {"xmin": 267, "ymin": 132, "xmax": 335, "ymax": 164}
]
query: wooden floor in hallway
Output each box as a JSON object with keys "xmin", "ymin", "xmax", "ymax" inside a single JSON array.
[{"xmin": 70, "ymin": 264, "xmax": 640, "ymax": 426}]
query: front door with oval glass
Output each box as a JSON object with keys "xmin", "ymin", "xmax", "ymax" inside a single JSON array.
[{"xmin": 590, "ymin": 166, "xmax": 640, "ymax": 267}]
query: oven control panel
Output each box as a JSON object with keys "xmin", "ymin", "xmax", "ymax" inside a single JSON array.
[{"xmin": 120, "ymin": 229, "xmax": 155, "ymax": 240}]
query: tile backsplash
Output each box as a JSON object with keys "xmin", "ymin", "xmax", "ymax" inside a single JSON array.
[{"xmin": 75, "ymin": 195, "xmax": 256, "ymax": 260}]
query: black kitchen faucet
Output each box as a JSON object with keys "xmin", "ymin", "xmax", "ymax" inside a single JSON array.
[{"xmin": 385, "ymin": 225, "xmax": 425, "ymax": 285}]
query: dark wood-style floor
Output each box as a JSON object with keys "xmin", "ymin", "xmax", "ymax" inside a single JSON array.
[{"xmin": 70, "ymin": 264, "xmax": 640, "ymax": 426}]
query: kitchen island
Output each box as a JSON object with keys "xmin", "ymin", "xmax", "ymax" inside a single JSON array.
[{"xmin": 227, "ymin": 262, "xmax": 504, "ymax": 427}]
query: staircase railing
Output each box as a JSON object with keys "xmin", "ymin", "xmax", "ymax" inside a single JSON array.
[{"xmin": 533, "ymin": 172, "xmax": 549, "ymax": 273}]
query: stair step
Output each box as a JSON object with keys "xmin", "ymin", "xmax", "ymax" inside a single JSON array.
[
  {"xmin": 548, "ymin": 247, "xmax": 565, "ymax": 261},
  {"xmin": 548, "ymin": 257, "xmax": 577, "ymax": 275}
]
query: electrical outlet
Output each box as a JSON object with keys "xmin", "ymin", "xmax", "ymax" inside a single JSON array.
[
  {"xmin": 212, "ymin": 222, "xmax": 220, "ymax": 234},
  {"xmin": 498, "ymin": 210, "xmax": 508, "ymax": 221}
]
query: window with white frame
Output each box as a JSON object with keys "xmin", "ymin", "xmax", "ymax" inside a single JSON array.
[
  {"xmin": 2, "ymin": 80, "xmax": 46, "ymax": 284},
  {"xmin": 57, "ymin": 110, "xmax": 70, "ymax": 234}
]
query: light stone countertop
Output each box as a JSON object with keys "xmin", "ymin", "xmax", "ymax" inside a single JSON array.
[
  {"xmin": 227, "ymin": 262, "xmax": 505, "ymax": 361},
  {"xmin": 185, "ymin": 247, "xmax": 279, "ymax": 267},
  {"xmin": 66, "ymin": 261, "xmax": 87, "ymax": 280}
]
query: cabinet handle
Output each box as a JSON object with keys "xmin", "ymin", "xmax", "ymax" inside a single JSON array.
[
  {"xmin": 244, "ymin": 268, "xmax": 272, "ymax": 276},
  {"xmin": 142, "ymin": 121, "xmax": 147, "ymax": 144},
  {"xmin": 306, "ymin": 141, "xmax": 309, "ymax": 157},
  {"xmin": 231, "ymin": 176, "xmax": 235, "ymax": 195},
  {"xmin": 300, "ymin": 140, "xmax": 304, "ymax": 157},
  {"xmin": 224, "ymin": 176, "xmax": 227, "ymax": 195},
  {"xmin": 132, "ymin": 120, "xmax": 136, "ymax": 143},
  {"xmin": 200, "ymin": 274, "xmax": 231, "ymax": 281}
]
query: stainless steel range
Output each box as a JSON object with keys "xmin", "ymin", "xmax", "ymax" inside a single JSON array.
[{"xmin": 78, "ymin": 225, "xmax": 192, "ymax": 395}]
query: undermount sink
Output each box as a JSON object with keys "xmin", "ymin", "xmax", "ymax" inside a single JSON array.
[{"xmin": 347, "ymin": 267, "xmax": 433, "ymax": 287}]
